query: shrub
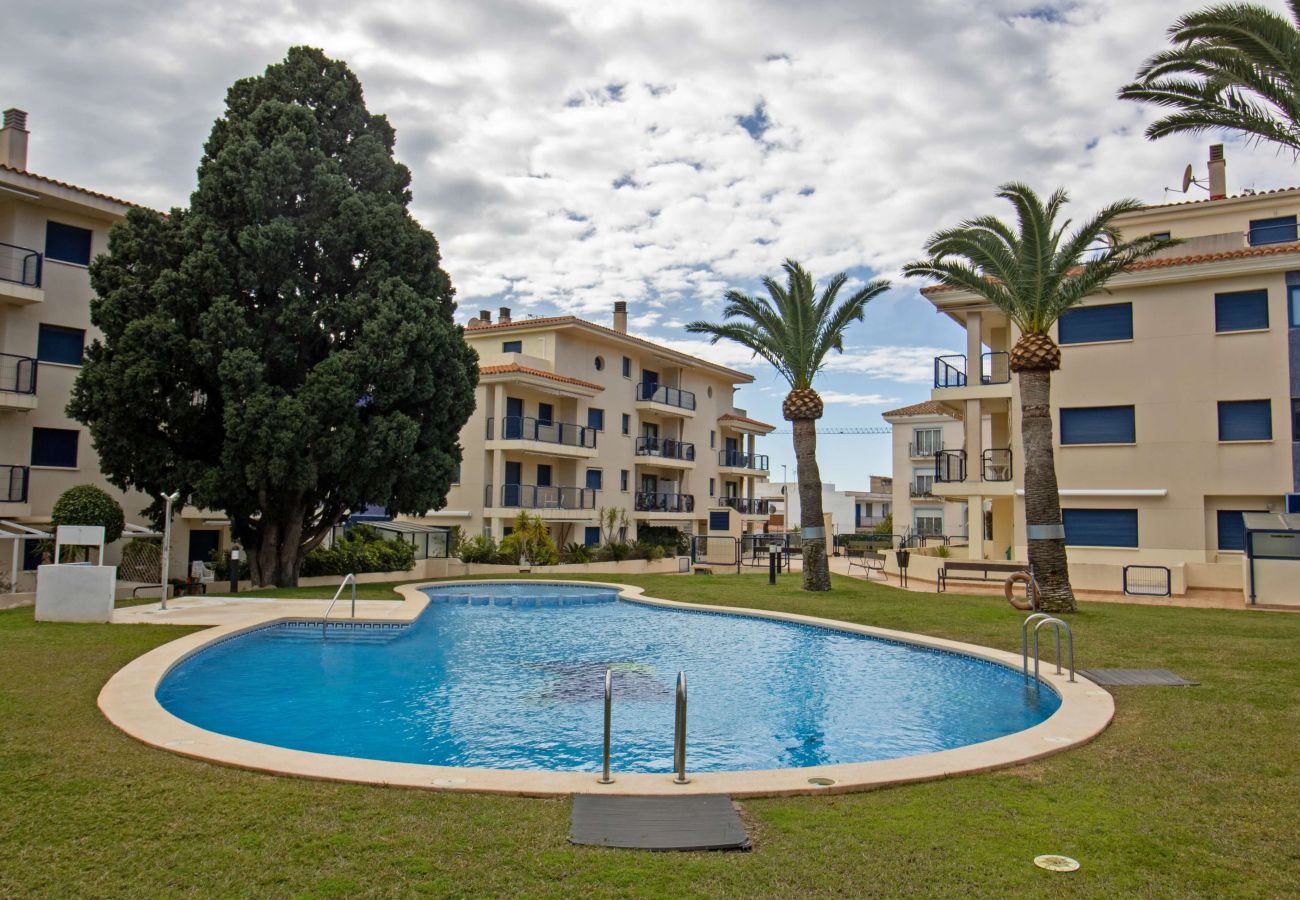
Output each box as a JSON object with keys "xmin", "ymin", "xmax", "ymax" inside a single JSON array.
[
  {"xmin": 636, "ymin": 526, "xmax": 688, "ymax": 555},
  {"xmin": 499, "ymin": 512, "xmax": 559, "ymax": 566},
  {"xmin": 52, "ymin": 484, "xmax": 125, "ymax": 544},
  {"xmin": 458, "ymin": 535, "xmax": 499, "ymax": 564},
  {"xmin": 936, "ymin": 545, "xmax": 951, "ymax": 558},
  {"xmin": 599, "ymin": 540, "xmax": 633, "ymax": 562},
  {"xmin": 560, "ymin": 542, "xmax": 593, "ymax": 564},
  {"xmin": 301, "ymin": 524, "xmax": 416, "ymax": 577},
  {"xmin": 871, "ymin": 513, "xmax": 893, "ymax": 536}
]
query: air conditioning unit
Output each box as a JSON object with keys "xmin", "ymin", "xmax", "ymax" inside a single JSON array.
[{"xmin": 1286, "ymin": 493, "xmax": 1300, "ymax": 515}]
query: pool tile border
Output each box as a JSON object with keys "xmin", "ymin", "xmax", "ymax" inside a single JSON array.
[{"xmin": 98, "ymin": 580, "xmax": 1113, "ymax": 799}]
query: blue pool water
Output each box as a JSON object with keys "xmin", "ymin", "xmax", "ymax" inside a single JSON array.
[{"xmin": 156, "ymin": 583, "xmax": 1060, "ymax": 773}]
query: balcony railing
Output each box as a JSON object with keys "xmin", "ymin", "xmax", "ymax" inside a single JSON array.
[
  {"xmin": 0, "ymin": 465, "xmax": 29, "ymax": 503},
  {"xmin": 486, "ymin": 483, "xmax": 597, "ymax": 510},
  {"xmin": 636, "ymin": 382, "xmax": 696, "ymax": 410},
  {"xmin": 487, "ymin": 416, "xmax": 596, "ymax": 448},
  {"xmin": 718, "ymin": 450, "xmax": 768, "ymax": 470},
  {"xmin": 0, "ymin": 242, "xmax": 41, "ymax": 288},
  {"xmin": 0, "ymin": 354, "xmax": 37, "ymax": 394},
  {"xmin": 908, "ymin": 442, "xmax": 942, "ymax": 459},
  {"xmin": 933, "ymin": 352, "xmax": 1011, "ymax": 388},
  {"xmin": 909, "ymin": 484, "xmax": 934, "ymax": 499},
  {"xmin": 935, "ymin": 449, "xmax": 966, "ymax": 483},
  {"xmin": 718, "ymin": 496, "xmax": 772, "ymax": 515},
  {"xmin": 635, "ymin": 491, "xmax": 694, "ymax": 514},
  {"xmin": 981, "ymin": 448, "xmax": 1013, "ymax": 481},
  {"xmin": 636, "ymin": 436, "xmax": 695, "ymax": 461}
]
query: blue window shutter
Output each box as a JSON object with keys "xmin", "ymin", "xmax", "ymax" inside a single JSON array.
[
  {"xmin": 1058, "ymin": 303, "xmax": 1133, "ymax": 344},
  {"xmin": 44, "ymin": 221, "xmax": 93, "ymax": 265},
  {"xmin": 1216, "ymin": 510, "xmax": 1258, "ymax": 551},
  {"xmin": 587, "ymin": 408, "xmax": 604, "ymax": 431},
  {"xmin": 31, "ymin": 427, "xmax": 78, "ymax": 467},
  {"xmin": 501, "ymin": 340, "xmax": 522, "ymax": 353},
  {"xmin": 1218, "ymin": 400, "xmax": 1272, "ymax": 440},
  {"xmin": 36, "ymin": 324, "xmax": 85, "ymax": 365},
  {"xmin": 586, "ymin": 469, "xmax": 602, "ymax": 490},
  {"xmin": 1060, "ymin": 406, "xmax": 1136, "ymax": 444},
  {"xmin": 1063, "ymin": 509, "xmax": 1138, "ymax": 547},
  {"xmin": 1214, "ymin": 290, "xmax": 1269, "ymax": 332},
  {"xmin": 1248, "ymin": 215, "xmax": 1297, "ymax": 245},
  {"xmin": 584, "ymin": 526, "xmax": 601, "ymax": 546},
  {"xmin": 709, "ymin": 510, "xmax": 730, "ymax": 531}
]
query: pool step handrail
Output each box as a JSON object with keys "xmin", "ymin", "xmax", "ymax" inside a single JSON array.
[
  {"xmin": 1022, "ymin": 614, "xmax": 1075, "ymax": 684},
  {"xmin": 673, "ymin": 671, "xmax": 689, "ymax": 784},
  {"xmin": 320, "ymin": 573, "xmax": 359, "ymax": 638},
  {"xmin": 598, "ymin": 668, "xmax": 614, "ymax": 784}
]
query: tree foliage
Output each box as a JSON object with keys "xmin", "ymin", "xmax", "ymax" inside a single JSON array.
[
  {"xmin": 69, "ymin": 47, "xmax": 477, "ymax": 586},
  {"xmin": 51, "ymin": 484, "xmax": 125, "ymax": 544}
]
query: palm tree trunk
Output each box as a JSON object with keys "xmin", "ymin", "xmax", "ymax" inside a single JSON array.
[
  {"xmin": 1018, "ymin": 368, "xmax": 1076, "ymax": 612},
  {"xmin": 792, "ymin": 417, "xmax": 831, "ymax": 591}
]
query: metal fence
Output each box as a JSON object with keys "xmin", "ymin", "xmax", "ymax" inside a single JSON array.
[{"xmin": 1123, "ymin": 565, "xmax": 1171, "ymax": 597}]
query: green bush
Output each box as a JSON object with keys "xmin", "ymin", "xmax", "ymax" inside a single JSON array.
[
  {"xmin": 560, "ymin": 542, "xmax": 593, "ymax": 564},
  {"xmin": 635, "ymin": 526, "xmax": 688, "ymax": 555},
  {"xmin": 598, "ymin": 540, "xmax": 633, "ymax": 562},
  {"xmin": 499, "ymin": 512, "xmax": 558, "ymax": 566},
  {"xmin": 871, "ymin": 513, "xmax": 893, "ymax": 536},
  {"xmin": 302, "ymin": 524, "xmax": 416, "ymax": 577},
  {"xmin": 457, "ymin": 535, "xmax": 498, "ymax": 564},
  {"xmin": 52, "ymin": 484, "xmax": 125, "ymax": 544}
]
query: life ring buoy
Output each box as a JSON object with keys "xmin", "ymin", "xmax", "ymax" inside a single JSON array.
[{"xmin": 1004, "ymin": 571, "xmax": 1039, "ymax": 611}]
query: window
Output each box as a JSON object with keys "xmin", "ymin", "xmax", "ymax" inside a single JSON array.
[
  {"xmin": 537, "ymin": 403, "xmax": 553, "ymax": 424},
  {"xmin": 914, "ymin": 513, "xmax": 943, "ymax": 536},
  {"xmin": 501, "ymin": 340, "xmax": 522, "ymax": 353},
  {"xmin": 36, "ymin": 324, "xmax": 85, "ymax": 365},
  {"xmin": 1290, "ymin": 285, "xmax": 1300, "ymax": 328},
  {"xmin": 709, "ymin": 430, "xmax": 716, "ymax": 449},
  {"xmin": 1248, "ymin": 215, "xmax": 1297, "ymax": 246},
  {"xmin": 1219, "ymin": 399, "xmax": 1272, "ymax": 441},
  {"xmin": 1215, "ymin": 289, "xmax": 1269, "ymax": 333},
  {"xmin": 453, "ymin": 462, "xmax": 461, "ymax": 485},
  {"xmin": 31, "ymin": 427, "xmax": 78, "ymax": 468},
  {"xmin": 1294, "ymin": 399, "xmax": 1300, "ymax": 440},
  {"xmin": 584, "ymin": 526, "xmax": 601, "ymax": 547},
  {"xmin": 586, "ymin": 469, "xmax": 602, "ymax": 490},
  {"xmin": 620, "ymin": 470, "xmax": 628, "ymax": 491},
  {"xmin": 1150, "ymin": 231, "xmax": 1171, "ymax": 241},
  {"xmin": 45, "ymin": 221, "xmax": 92, "ymax": 265},
  {"xmin": 594, "ymin": 355, "xmax": 604, "ymax": 371},
  {"xmin": 621, "ymin": 413, "xmax": 630, "ymax": 435},
  {"xmin": 1217, "ymin": 509, "xmax": 1264, "ymax": 551},
  {"xmin": 622, "ymin": 356, "xmax": 631, "ymax": 378},
  {"xmin": 1058, "ymin": 303, "xmax": 1133, "ymax": 344},
  {"xmin": 912, "ymin": 427, "xmax": 942, "ymax": 456},
  {"xmin": 708, "ymin": 478, "xmax": 715, "ymax": 496},
  {"xmin": 1060, "ymin": 406, "xmax": 1135, "ymax": 444},
  {"xmin": 587, "ymin": 408, "xmax": 605, "ymax": 431},
  {"xmin": 1063, "ymin": 508, "xmax": 1138, "ymax": 547}
]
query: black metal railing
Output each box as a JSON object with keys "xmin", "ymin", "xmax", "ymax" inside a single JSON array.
[
  {"xmin": 487, "ymin": 416, "xmax": 596, "ymax": 448},
  {"xmin": 0, "ymin": 242, "xmax": 41, "ymax": 288},
  {"xmin": 635, "ymin": 491, "xmax": 695, "ymax": 513},
  {"xmin": 0, "ymin": 354, "xmax": 37, "ymax": 394},
  {"xmin": 718, "ymin": 496, "xmax": 772, "ymax": 515},
  {"xmin": 718, "ymin": 450, "xmax": 768, "ymax": 470},
  {"xmin": 981, "ymin": 448, "xmax": 1013, "ymax": 481},
  {"xmin": 486, "ymin": 483, "xmax": 597, "ymax": 510},
  {"xmin": 935, "ymin": 449, "xmax": 966, "ymax": 483},
  {"xmin": 636, "ymin": 382, "xmax": 696, "ymax": 410},
  {"xmin": 0, "ymin": 465, "xmax": 29, "ymax": 503},
  {"xmin": 982, "ymin": 351, "xmax": 1010, "ymax": 385},
  {"xmin": 934, "ymin": 355, "xmax": 966, "ymax": 388},
  {"xmin": 636, "ymin": 436, "xmax": 695, "ymax": 461}
]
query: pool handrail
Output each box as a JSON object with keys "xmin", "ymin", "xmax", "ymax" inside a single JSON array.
[
  {"xmin": 598, "ymin": 668, "xmax": 614, "ymax": 784},
  {"xmin": 321, "ymin": 573, "xmax": 358, "ymax": 637},
  {"xmin": 1025, "ymin": 615, "xmax": 1075, "ymax": 685},
  {"xmin": 673, "ymin": 671, "xmax": 689, "ymax": 784}
]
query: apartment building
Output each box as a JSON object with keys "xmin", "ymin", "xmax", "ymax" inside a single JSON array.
[
  {"xmin": 755, "ymin": 478, "xmax": 891, "ymax": 536},
  {"xmin": 414, "ymin": 302, "xmax": 775, "ymax": 543},
  {"xmin": 916, "ymin": 145, "xmax": 1297, "ymax": 591},
  {"xmin": 882, "ymin": 402, "xmax": 968, "ymax": 540},
  {"xmin": 849, "ymin": 475, "xmax": 893, "ymax": 530}
]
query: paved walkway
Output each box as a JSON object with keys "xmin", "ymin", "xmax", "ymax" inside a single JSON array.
[{"xmin": 112, "ymin": 595, "xmax": 406, "ymax": 627}]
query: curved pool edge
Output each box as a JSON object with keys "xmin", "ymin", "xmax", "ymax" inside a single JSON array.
[{"xmin": 98, "ymin": 579, "xmax": 1114, "ymax": 798}]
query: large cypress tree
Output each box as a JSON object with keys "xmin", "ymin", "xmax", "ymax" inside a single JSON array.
[{"xmin": 69, "ymin": 47, "xmax": 477, "ymax": 586}]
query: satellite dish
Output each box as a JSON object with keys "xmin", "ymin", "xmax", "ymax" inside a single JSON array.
[{"xmin": 1181, "ymin": 164, "xmax": 1194, "ymax": 193}]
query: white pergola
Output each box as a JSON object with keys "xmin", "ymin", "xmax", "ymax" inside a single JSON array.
[{"xmin": 0, "ymin": 521, "xmax": 163, "ymax": 594}]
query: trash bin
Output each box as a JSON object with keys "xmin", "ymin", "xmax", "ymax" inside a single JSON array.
[{"xmin": 895, "ymin": 550, "xmax": 911, "ymax": 588}]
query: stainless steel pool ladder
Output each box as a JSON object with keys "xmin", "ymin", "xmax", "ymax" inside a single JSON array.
[
  {"xmin": 598, "ymin": 668, "xmax": 614, "ymax": 784},
  {"xmin": 320, "ymin": 573, "xmax": 358, "ymax": 638},
  {"xmin": 1022, "ymin": 613, "xmax": 1075, "ymax": 684}
]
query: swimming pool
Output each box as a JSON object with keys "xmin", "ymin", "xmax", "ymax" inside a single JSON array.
[{"xmin": 156, "ymin": 582, "xmax": 1061, "ymax": 775}]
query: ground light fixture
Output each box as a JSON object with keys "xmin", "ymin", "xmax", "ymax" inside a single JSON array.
[{"xmin": 158, "ymin": 491, "xmax": 180, "ymax": 610}]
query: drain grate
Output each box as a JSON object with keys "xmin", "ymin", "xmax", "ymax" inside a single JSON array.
[
  {"xmin": 569, "ymin": 794, "xmax": 750, "ymax": 851},
  {"xmin": 1079, "ymin": 668, "xmax": 1198, "ymax": 686}
]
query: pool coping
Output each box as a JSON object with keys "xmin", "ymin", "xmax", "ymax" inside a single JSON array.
[{"xmin": 98, "ymin": 580, "xmax": 1115, "ymax": 798}]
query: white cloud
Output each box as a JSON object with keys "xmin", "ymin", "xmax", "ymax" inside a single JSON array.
[
  {"xmin": 823, "ymin": 346, "xmax": 962, "ymax": 384},
  {"xmin": 818, "ymin": 391, "xmax": 902, "ymax": 407}
]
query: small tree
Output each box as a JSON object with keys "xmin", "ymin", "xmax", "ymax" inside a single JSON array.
[
  {"xmin": 49, "ymin": 485, "xmax": 125, "ymax": 562},
  {"xmin": 500, "ymin": 512, "xmax": 558, "ymax": 566},
  {"xmin": 871, "ymin": 513, "xmax": 893, "ymax": 536}
]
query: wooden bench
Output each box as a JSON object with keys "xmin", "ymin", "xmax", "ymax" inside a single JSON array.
[
  {"xmin": 845, "ymin": 545, "xmax": 887, "ymax": 580},
  {"xmin": 937, "ymin": 560, "xmax": 1026, "ymax": 592}
]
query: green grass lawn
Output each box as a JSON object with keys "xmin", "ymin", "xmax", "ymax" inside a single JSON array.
[{"xmin": 4, "ymin": 573, "xmax": 1298, "ymax": 898}]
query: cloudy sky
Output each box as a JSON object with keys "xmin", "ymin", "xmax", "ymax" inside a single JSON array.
[{"xmin": 8, "ymin": 0, "xmax": 1298, "ymax": 489}]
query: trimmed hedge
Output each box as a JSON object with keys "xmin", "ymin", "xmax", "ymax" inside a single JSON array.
[{"xmin": 302, "ymin": 524, "xmax": 416, "ymax": 577}]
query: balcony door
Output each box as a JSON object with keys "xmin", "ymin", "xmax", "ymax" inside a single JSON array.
[
  {"xmin": 536, "ymin": 464, "xmax": 552, "ymax": 487},
  {"xmin": 505, "ymin": 397, "xmax": 524, "ymax": 439},
  {"xmin": 641, "ymin": 473, "xmax": 658, "ymax": 493},
  {"xmin": 503, "ymin": 461, "xmax": 522, "ymax": 506},
  {"xmin": 724, "ymin": 436, "xmax": 739, "ymax": 466}
]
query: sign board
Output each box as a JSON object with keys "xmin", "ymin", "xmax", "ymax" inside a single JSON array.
[
  {"xmin": 55, "ymin": 525, "xmax": 106, "ymax": 565},
  {"xmin": 708, "ymin": 510, "xmax": 731, "ymax": 532}
]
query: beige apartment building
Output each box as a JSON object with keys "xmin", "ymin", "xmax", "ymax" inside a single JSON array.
[
  {"xmin": 882, "ymin": 401, "xmax": 968, "ymax": 541},
  {"xmin": 916, "ymin": 146, "xmax": 1298, "ymax": 592},
  {"xmin": 414, "ymin": 302, "xmax": 775, "ymax": 544}
]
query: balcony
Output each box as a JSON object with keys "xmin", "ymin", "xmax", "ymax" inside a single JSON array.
[
  {"xmin": 718, "ymin": 496, "xmax": 772, "ymax": 517},
  {"xmin": 486, "ymin": 415, "xmax": 598, "ymax": 458},
  {"xmin": 0, "ymin": 465, "xmax": 29, "ymax": 503},
  {"xmin": 635, "ymin": 382, "xmax": 696, "ymax": 417},
  {"xmin": 0, "ymin": 242, "xmax": 44, "ymax": 305},
  {"xmin": 636, "ymin": 436, "xmax": 695, "ymax": 469},
  {"xmin": 0, "ymin": 354, "xmax": 38, "ymax": 411},
  {"xmin": 907, "ymin": 442, "xmax": 941, "ymax": 460},
  {"xmin": 927, "ymin": 448, "xmax": 1015, "ymax": 497},
  {"xmin": 634, "ymin": 491, "xmax": 695, "ymax": 516},
  {"xmin": 909, "ymin": 483, "xmax": 934, "ymax": 499},
  {"xmin": 932, "ymin": 352, "xmax": 1012, "ymax": 403},
  {"xmin": 485, "ymin": 483, "xmax": 597, "ymax": 517},
  {"xmin": 718, "ymin": 450, "xmax": 769, "ymax": 473}
]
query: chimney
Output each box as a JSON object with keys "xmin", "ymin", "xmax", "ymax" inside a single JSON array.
[
  {"xmin": 498, "ymin": 306, "xmax": 511, "ymax": 324},
  {"xmin": 1208, "ymin": 144, "xmax": 1226, "ymax": 200},
  {"xmin": 0, "ymin": 108, "xmax": 29, "ymax": 171},
  {"xmin": 479, "ymin": 309, "xmax": 492, "ymax": 324},
  {"xmin": 612, "ymin": 300, "xmax": 628, "ymax": 333}
]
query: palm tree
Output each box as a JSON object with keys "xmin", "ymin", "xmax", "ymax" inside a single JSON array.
[
  {"xmin": 1118, "ymin": 2, "xmax": 1300, "ymax": 153},
  {"xmin": 902, "ymin": 185, "xmax": 1173, "ymax": 613},
  {"xmin": 687, "ymin": 260, "xmax": 889, "ymax": 591}
]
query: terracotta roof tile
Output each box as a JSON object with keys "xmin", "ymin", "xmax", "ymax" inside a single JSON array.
[
  {"xmin": 718, "ymin": 412, "xmax": 776, "ymax": 431},
  {"xmin": 1130, "ymin": 185, "xmax": 1300, "ymax": 211},
  {"xmin": 477, "ymin": 363, "xmax": 604, "ymax": 391},
  {"xmin": 882, "ymin": 400, "xmax": 961, "ymax": 419},
  {"xmin": 0, "ymin": 163, "xmax": 147, "ymax": 211}
]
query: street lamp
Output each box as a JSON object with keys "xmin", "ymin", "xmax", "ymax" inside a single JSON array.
[
  {"xmin": 159, "ymin": 491, "xmax": 179, "ymax": 610},
  {"xmin": 781, "ymin": 464, "xmax": 789, "ymax": 539}
]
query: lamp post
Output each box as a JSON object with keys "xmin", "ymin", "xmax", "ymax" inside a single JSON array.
[
  {"xmin": 229, "ymin": 545, "xmax": 240, "ymax": 595},
  {"xmin": 159, "ymin": 491, "xmax": 179, "ymax": 610},
  {"xmin": 781, "ymin": 464, "xmax": 789, "ymax": 543}
]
